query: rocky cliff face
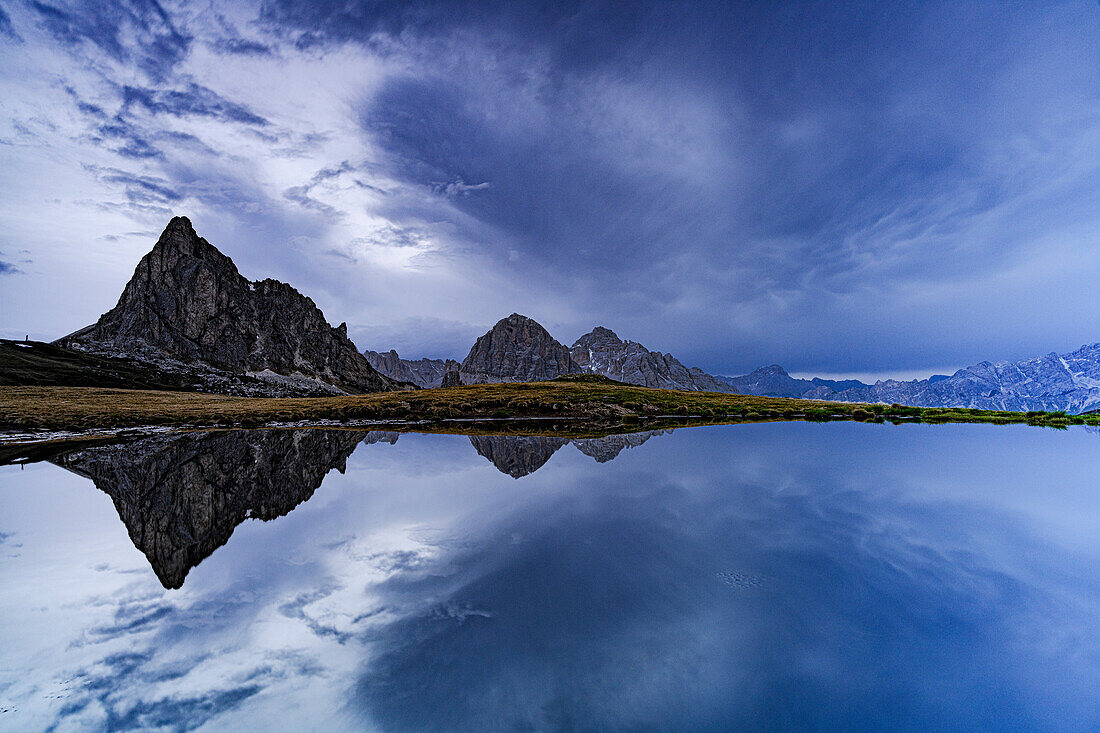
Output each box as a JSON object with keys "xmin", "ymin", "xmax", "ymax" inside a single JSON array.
[
  {"xmin": 460, "ymin": 314, "xmax": 575, "ymax": 384},
  {"xmin": 53, "ymin": 429, "xmax": 368, "ymax": 589},
  {"xmin": 800, "ymin": 344, "xmax": 1100, "ymax": 413},
  {"xmin": 570, "ymin": 327, "xmax": 735, "ymax": 392},
  {"xmin": 58, "ymin": 217, "xmax": 399, "ymax": 396},
  {"xmin": 364, "ymin": 349, "xmax": 460, "ymax": 388}
]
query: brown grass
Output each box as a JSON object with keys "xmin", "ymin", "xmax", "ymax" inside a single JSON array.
[{"xmin": 1, "ymin": 383, "xmax": 1097, "ymax": 438}]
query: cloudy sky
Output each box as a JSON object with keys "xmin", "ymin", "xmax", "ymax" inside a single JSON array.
[{"xmin": 1, "ymin": 1, "xmax": 1099, "ymax": 379}]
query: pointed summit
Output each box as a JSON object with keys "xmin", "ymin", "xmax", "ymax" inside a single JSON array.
[
  {"xmin": 459, "ymin": 314, "xmax": 575, "ymax": 383},
  {"xmin": 573, "ymin": 326, "xmax": 623, "ymax": 349},
  {"xmin": 58, "ymin": 217, "xmax": 399, "ymax": 395}
]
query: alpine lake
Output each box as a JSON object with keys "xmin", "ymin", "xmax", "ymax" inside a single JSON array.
[{"xmin": 1, "ymin": 420, "xmax": 1099, "ymax": 731}]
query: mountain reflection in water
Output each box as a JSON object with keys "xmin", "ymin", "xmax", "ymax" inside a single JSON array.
[
  {"xmin": 1, "ymin": 424, "xmax": 1099, "ymax": 731},
  {"xmin": 44, "ymin": 428, "xmax": 672, "ymax": 587}
]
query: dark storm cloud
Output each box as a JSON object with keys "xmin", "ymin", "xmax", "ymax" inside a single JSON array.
[
  {"xmin": 28, "ymin": 0, "xmax": 191, "ymax": 80},
  {"xmin": 94, "ymin": 118, "xmax": 164, "ymax": 160},
  {"xmin": 6, "ymin": 0, "xmax": 1100, "ymax": 375},
  {"xmin": 254, "ymin": 0, "xmax": 1100, "ymax": 373}
]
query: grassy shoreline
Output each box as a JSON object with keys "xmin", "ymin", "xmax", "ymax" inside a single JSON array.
[{"xmin": 2, "ymin": 382, "xmax": 1097, "ymax": 441}]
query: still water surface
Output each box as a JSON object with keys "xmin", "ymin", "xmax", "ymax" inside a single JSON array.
[{"xmin": 1, "ymin": 423, "xmax": 1099, "ymax": 731}]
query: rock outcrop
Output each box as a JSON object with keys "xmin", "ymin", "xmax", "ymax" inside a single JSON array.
[
  {"xmin": 364, "ymin": 349, "xmax": 460, "ymax": 388},
  {"xmin": 53, "ymin": 429, "xmax": 368, "ymax": 588},
  {"xmin": 58, "ymin": 217, "xmax": 400, "ymax": 396},
  {"xmin": 460, "ymin": 314, "xmax": 575, "ymax": 384},
  {"xmin": 570, "ymin": 326, "xmax": 735, "ymax": 392}
]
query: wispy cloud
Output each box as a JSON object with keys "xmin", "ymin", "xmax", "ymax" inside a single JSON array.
[{"xmin": 121, "ymin": 82, "xmax": 270, "ymax": 127}]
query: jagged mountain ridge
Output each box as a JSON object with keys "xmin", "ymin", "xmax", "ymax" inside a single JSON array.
[
  {"xmin": 364, "ymin": 349, "xmax": 460, "ymax": 388},
  {"xmin": 368, "ymin": 319, "xmax": 738, "ymax": 393},
  {"xmin": 469, "ymin": 435, "xmax": 570, "ymax": 478},
  {"xmin": 57, "ymin": 217, "xmax": 400, "ymax": 396},
  {"xmin": 797, "ymin": 344, "xmax": 1100, "ymax": 413},
  {"xmin": 717, "ymin": 364, "xmax": 868, "ymax": 398},
  {"xmin": 570, "ymin": 326, "xmax": 735, "ymax": 392},
  {"xmin": 570, "ymin": 430, "xmax": 668, "ymax": 463}
]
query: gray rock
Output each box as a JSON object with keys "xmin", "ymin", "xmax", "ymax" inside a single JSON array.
[
  {"xmin": 441, "ymin": 369, "xmax": 463, "ymax": 387},
  {"xmin": 58, "ymin": 217, "xmax": 400, "ymax": 396},
  {"xmin": 460, "ymin": 313, "xmax": 575, "ymax": 384},
  {"xmin": 570, "ymin": 326, "xmax": 735, "ymax": 392},
  {"xmin": 364, "ymin": 349, "xmax": 460, "ymax": 388}
]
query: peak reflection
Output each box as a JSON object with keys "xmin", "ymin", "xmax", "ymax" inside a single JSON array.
[
  {"xmin": 41, "ymin": 427, "xmax": 671, "ymax": 587},
  {"xmin": 52, "ymin": 429, "xmax": 369, "ymax": 588}
]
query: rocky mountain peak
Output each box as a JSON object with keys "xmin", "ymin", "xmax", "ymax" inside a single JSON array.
[
  {"xmin": 460, "ymin": 313, "xmax": 575, "ymax": 383},
  {"xmin": 569, "ymin": 326, "xmax": 735, "ymax": 392},
  {"xmin": 574, "ymin": 326, "xmax": 623, "ymax": 348},
  {"xmin": 58, "ymin": 217, "xmax": 399, "ymax": 395}
]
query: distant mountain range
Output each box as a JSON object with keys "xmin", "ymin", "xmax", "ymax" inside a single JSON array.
[
  {"xmin": 363, "ymin": 350, "xmax": 459, "ymax": 389},
  {"xmin": 795, "ymin": 346, "xmax": 1100, "ymax": 413},
  {"xmin": 374, "ymin": 315, "xmax": 1100, "ymax": 413},
  {"xmin": 20, "ymin": 215, "xmax": 1100, "ymax": 413},
  {"xmin": 715, "ymin": 364, "xmax": 869, "ymax": 398}
]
